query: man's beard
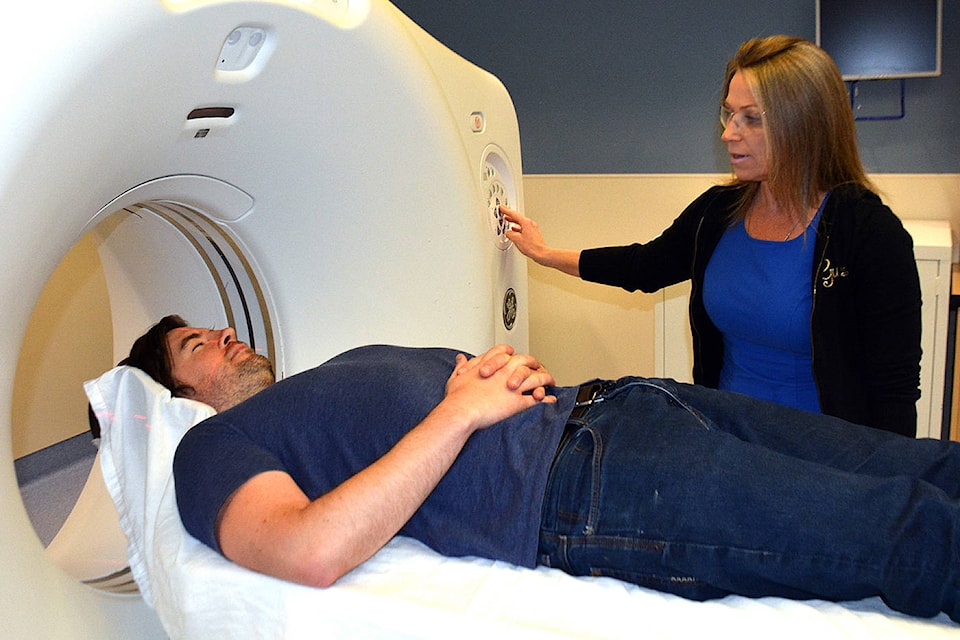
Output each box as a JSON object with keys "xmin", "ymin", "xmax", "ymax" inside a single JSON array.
[{"xmin": 210, "ymin": 353, "xmax": 276, "ymax": 411}]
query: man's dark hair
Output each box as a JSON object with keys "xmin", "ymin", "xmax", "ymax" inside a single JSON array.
[
  {"xmin": 90, "ymin": 314, "xmax": 189, "ymax": 440},
  {"xmin": 119, "ymin": 314, "xmax": 190, "ymax": 395}
]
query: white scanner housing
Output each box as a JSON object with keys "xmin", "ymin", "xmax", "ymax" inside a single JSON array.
[{"xmin": 1, "ymin": 1, "xmax": 527, "ymax": 636}]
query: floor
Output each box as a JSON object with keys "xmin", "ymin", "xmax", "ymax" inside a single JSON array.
[{"xmin": 15, "ymin": 434, "xmax": 98, "ymax": 547}]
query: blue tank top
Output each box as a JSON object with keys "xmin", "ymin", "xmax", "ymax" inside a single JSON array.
[{"xmin": 702, "ymin": 207, "xmax": 824, "ymax": 413}]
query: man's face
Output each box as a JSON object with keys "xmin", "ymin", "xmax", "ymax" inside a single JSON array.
[{"xmin": 165, "ymin": 326, "xmax": 275, "ymax": 412}]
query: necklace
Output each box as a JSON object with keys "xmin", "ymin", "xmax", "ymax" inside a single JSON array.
[
  {"xmin": 781, "ymin": 217, "xmax": 803, "ymax": 241},
  {"xmin": 746, "ymin": 211, "xmax": 806, "ymax": 241},
  {"xmin": 748, "ymin": 191, "xmax": 826, "ymax": 241}
]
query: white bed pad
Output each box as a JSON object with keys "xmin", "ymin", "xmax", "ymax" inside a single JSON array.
[
  {"xmin": 168, "ymin": 534, "xmax": 959, "ymax": 640},
  {"xmin": 85, "ymin": 366, "xmax": 958, "ymax": 640}
]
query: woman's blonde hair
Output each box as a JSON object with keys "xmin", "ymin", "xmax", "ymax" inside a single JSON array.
[{"xmin": 723, "ymin": 35, "xmax": 874, "ymax": 220}]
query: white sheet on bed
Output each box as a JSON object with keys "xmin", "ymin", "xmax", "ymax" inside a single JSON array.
[
  {"xmin": 163, "ymin": 534, "xmax": 959, "ymax": 640},
  {"xmin": 86, "ymin": 366, "xmax": 959, "ymax": 640}
]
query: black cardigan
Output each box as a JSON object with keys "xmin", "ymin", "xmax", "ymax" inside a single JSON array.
[{"xmin": 579, "ymin": 184, "xmax": 922, "ymax": 437}]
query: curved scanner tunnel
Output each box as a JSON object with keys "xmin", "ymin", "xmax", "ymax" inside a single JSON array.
[
  {"xmin": 18, "ymin": 195, "xmax": 280, "ymax": 594},
  {"xmin": 3, "ymin": 1, "xmax": 527, "ymax": 636}
]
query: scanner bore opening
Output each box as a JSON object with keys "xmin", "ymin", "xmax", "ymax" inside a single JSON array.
[{"xmin": 15, "ymin": 200, "xmax": 277, "ymax": 593}]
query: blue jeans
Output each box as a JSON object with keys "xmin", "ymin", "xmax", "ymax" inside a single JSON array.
[{"xmin": 538, "ymin": 377, "xmax": 960, "ymax": 621}]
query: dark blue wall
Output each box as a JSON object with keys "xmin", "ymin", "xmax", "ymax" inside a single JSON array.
[{"xmin": 392, "ymin": 1, "xmax": 958, "ymax": 174}]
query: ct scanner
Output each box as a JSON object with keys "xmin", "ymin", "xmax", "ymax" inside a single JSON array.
[{"xmin": 2, "ymin": 0, "xmax": 527, "ymax": 636}]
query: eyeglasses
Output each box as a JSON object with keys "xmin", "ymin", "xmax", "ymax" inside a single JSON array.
[{"xmin": 720, "ymin": 106, "xmax": 765, "ymax": 132}]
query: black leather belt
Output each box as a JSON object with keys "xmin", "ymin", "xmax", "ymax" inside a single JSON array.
[
  {"xmin": 555, "ymin": 381, "xmax": 605, "ymax": 459},
  {"xmin": 568, "ymin": 381, "xmax": 604, "ymax": 420}
]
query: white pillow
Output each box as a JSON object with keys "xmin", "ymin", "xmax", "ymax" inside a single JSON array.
[{"xmin": 84, "ymin": 366, "xmax": 216, "ymax": 608}]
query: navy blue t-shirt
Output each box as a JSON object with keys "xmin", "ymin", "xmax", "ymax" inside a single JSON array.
[{"xmin": 173, "ymin": 345, "xmax": 576, "ymax": 568}]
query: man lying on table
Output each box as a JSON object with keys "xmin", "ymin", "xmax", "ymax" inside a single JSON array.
[{"xmin": 121, "ymin": 315, "xmax": 960, "ymax": 623}]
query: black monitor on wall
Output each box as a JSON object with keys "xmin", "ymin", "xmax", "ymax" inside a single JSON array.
[{"xmin": 816, "ymin": 0, "xmax": 942, "ymax": 80}]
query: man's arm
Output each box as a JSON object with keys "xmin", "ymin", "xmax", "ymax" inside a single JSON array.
[{"xmin": 215, "ymin": 346, "xmax": 555, "ymax": 588}]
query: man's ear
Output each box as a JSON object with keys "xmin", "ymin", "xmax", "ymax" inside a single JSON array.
[{"xmin": 174, "ymin": 384, "xmax": 197, "ymax": 400}]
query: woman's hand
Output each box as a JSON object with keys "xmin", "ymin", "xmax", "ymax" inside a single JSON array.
[
  {"xmin": 501, "ymin": 205, "xmax": 581, "ymax": 277},
  {"xmin": 501, "ymin": 205, "xmax": 548, "ymax": 260}
]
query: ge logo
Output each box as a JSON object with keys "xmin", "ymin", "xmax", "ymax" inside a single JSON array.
[{"xmin": 502, "ymin": 288, "xmax": 517, "ymax": 331}]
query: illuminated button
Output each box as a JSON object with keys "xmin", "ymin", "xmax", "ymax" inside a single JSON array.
[{"xmin": 470, "ymin": 111, "xmax": 485, "ymax": 133}]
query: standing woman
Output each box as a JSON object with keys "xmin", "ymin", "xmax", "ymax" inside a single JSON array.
[{"xmin": 503, "ymin": 36, "xmax": 921, "ymax": 436}]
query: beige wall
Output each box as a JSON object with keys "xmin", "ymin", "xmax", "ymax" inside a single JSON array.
[
  {"xmin": 522, "ymin": 173, "xmax": 960, "ymax": 386},
  {"xmin": 12, "ymin": 234, "xmax": 113, "ymax": 458}
]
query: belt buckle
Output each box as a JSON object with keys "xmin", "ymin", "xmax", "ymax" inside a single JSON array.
[{"xmin": 570, "ymin": 381, "xmax": 603, "ymax": 419}]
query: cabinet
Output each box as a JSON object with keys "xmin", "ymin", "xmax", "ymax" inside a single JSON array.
[
  {"xmin": 950, "ymin": 265, "xmax": 960, "ymax": 442},
  {"xmin": 905, "ymin": 220, "xmax": 953, "ymax": 438},
  {"xmin": 655, "ymin": 219, "xmax": 954, "ymax": 439}
]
